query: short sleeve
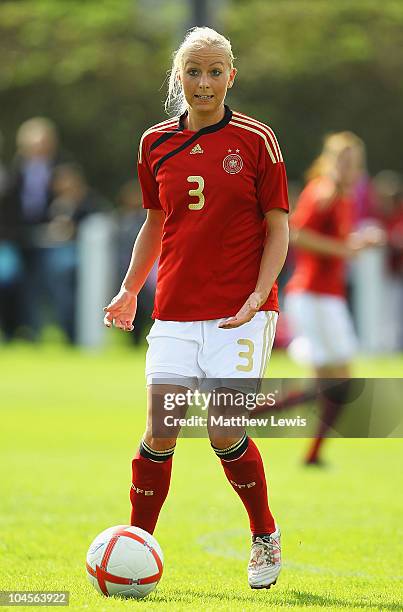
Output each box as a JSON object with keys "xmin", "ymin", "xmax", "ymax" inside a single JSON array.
[
  {"xmin": 256, "ymin": 133, "xmax": 289, "ymax": 215},
  {"xmin": 137, "ymin": 137, "xmax": 162, "ymax": 210}
]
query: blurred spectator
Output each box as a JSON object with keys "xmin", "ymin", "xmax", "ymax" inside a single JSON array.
[
  {"xmin": 114, "ymin": 180, "xmax": 156, "ymax": 344},
  {"xmin": 39, "ymin": 163, "xmax": 107, "ymax": 342},
  {"xmin": 353, "ymin": 173, "xmax": 379, "ymax": 228},
  {"xmin": 4, "ymin": 117, "xmax": 69, "ymax": 340},
  {"xmin": 373, "ymin": 170, "xmax": 403, "ymax": 350},
  {"xmin": 7, "ymin": 117, "xmax": 65, "ymax": 228}
]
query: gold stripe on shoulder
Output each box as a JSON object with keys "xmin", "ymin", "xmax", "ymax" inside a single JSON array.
[
  {"xmin": 232, "ymin": 112, "xmax": 283, "ymax": 162},
  {"xmin": 138, "ymin": 118, "xmax": 179, "ymax": 163},
  {"xmin": 232, "ymin": 111, "xmax": 282, "ymax": 158},
  {"xmin": 229, "ymin": 120, "xmax": 277, "ymax": 164}
]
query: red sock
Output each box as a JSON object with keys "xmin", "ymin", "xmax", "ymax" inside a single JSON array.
[
  {"xmin": 305, "ymin": 436, "xmax": 324, "ymax": 464},
  {"xmin": 305, "ymin": 388, "xmax": 345, "ymax": 463},
  {"xmin": 216, "ymin": 436, "xmax": 275, "ymax": 535},
  {"xmin": 130, "ymin": 447, "xmax": 173, "ymax": 534}
]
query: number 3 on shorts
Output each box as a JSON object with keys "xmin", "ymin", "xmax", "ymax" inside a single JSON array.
[
  {"xmin": 187, "ymin": 175, "xmax": 205, "ymax": 210},
  {"xmin": 236, "ymin": 339, "xmax": 254, "ymax": 372}
]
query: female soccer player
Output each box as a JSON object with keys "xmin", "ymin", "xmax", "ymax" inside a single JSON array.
[
  {"xmin": 104, "ymin": 27, "xmax": 289, "ymax": 589},
  {"xmin": 285, "ymin": 132, "xmax": 382, "ymax": 464}
]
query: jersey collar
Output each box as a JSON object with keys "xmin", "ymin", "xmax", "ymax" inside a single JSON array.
[{"xmin": 179, "ymin": 104, "xmax": 232, "ymax": 135}]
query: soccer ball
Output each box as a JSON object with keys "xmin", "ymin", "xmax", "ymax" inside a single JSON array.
[{"xmin": 86, "ymin": 525, "xmax": 163, "ymax": 599}]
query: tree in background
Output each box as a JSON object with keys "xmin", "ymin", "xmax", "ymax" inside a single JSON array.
[{"xmin": 0, "ymin": 0, "xmax": 402, "ymax": 197}]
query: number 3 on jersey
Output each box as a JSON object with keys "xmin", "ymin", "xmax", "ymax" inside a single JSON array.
[{"xmin": 187, "ymin": 176, "xmax": 205, "ymax": 210}]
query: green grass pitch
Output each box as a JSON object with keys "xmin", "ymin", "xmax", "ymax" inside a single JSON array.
[{"xmin": 0, "ymin": 343, "xmax": 402, "ymax": 610}]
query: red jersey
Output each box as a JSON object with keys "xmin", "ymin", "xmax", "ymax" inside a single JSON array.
[
  {"xmin": 286, "ymin": 178, "xmax": 353, "ymax": 297},
  {"xmin": 137, "ymin": 105, "xmax": 289, "ymax": 321}
]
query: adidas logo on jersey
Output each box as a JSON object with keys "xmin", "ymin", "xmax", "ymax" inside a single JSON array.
[{"xmin": 190, "ymin": 143, "xmax": 203, "ymax": 154}]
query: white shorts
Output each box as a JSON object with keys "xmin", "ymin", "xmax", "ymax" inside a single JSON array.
[
  {"xmin": 285, "ymin": 292, "xmax": 357, "ymax": 367},
  {"xmin": 145, "ymin": 312, "xmax": 278, "ymax": 390}
]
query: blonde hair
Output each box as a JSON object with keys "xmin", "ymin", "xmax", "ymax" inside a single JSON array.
[
  {"xmin": 16, "ymin": 117, "xmax": 58, "ymax": 151},
  {"xmin": 306, "ymin": 131, "xmax": 366, "ymax": 182},
  {"xmin": 165, "ymin": 27, "xmax": 234, "ymax": 116}
]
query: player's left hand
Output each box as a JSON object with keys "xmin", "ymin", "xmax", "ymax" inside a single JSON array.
[
  {"xmin": 359, "ymin": 225, "xmax": 387, "ymax": 248},
  {"xmin": 218, "ymin": 292, "xmax": 266, "ymax": 329},
  {"xmin": 349, "ymin": 225, "xmax": 387, "ymax": 252}
]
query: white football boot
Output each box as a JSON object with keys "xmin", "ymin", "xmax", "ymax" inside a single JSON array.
[{"xmin": 248, "ymin": 525, "xmax": 281, "ymax": 589}]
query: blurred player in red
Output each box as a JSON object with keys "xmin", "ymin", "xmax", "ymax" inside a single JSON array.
[
  {"xmin": 285, "ymin": 132, "xmax": 382, "ymax": 465},
  {"xmin": 104, "ymin": 27, "xmax": 289, "ymax": 589}
]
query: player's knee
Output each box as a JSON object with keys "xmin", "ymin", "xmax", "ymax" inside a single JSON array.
[
  {"xmin": 209, "ymin": 435, "xmax": 238, "ymax": 449},
  {"xmin": 209, "ymin": 431, "xmax": 249, "ymax": 459},
  {"xmin": 208, "ymin": 420, "xmax": 247, "ymax": 450},
  {"xmin": 142, "ymin": 432, "xmax": 177, "ymax": 452}
]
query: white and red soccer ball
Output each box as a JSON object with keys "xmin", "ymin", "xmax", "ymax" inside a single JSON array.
[{"xmin": 86, "ymin": 525, "xmax": 163, "ymax": 599}]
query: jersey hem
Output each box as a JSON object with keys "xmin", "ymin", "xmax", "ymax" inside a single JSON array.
[
  {"xmin": 285, "ymin": 287, "xmax": 345, "ymax": 298},
  {"xmin": 145, "ymin": 366, "xmax": 198, "ymax": 378},
  {"xmin": 151, "ymin": 305, "xmax": 280, "ymax": 321}
]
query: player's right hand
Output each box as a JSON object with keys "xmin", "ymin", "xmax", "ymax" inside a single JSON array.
[{"xmin": 103, "ymin": 288, "xmax": 137, "ymax": 332}]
